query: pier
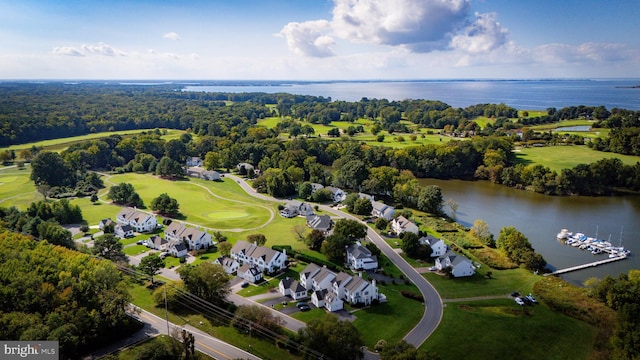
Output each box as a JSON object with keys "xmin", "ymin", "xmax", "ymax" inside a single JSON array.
[{"xmin": 544, "ymin": 255, "xmax": 628, "ymax": 276}]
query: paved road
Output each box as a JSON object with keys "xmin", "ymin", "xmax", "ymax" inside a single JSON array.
[{"xmin": 227, "ymin": 174, "xmax": 444, "ymax": 348}]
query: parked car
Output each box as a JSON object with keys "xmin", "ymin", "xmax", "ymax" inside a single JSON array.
[
  {"xmin": 514, "ymin": 297, "xmax": 525, "ymax": 306},
  {"xmin": 241, "ymin": 282, "xmax": 250, "ymax": 288},
  {"xmin": 296, "ymin": 302, "xmax": 308, "ymax": 309},
  {"xmin": 136, "ymin": 240, "xmax": 145, "ymax": 245},
  {"xmin": 526, "ymin": 293, "xmax": 538, "ymax": 303},
  {"xmin": 299, "ymin": 305, "xmax": 311, "ymax": 312}
]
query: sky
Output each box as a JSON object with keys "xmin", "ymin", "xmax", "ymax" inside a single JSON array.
[{"xmin": 1, "ymin": 0, "xmax": 639, "ymax": 80}]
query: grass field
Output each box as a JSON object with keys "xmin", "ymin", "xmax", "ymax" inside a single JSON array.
[
  {"xmin": 516, "ymin": 145, "xmax": 640, "ymax": 172},
  {"xmin": 422, "ymin": 298, "xmax": 594, "ymax": 360},
  {"xmin": 0, "ymin": 165, "xmax": 39, "ymax": 209},
  {"xmin": 0, "ymin": 128, "xmax": 187, "ymax": 153}
]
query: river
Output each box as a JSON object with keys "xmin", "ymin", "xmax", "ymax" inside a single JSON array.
[{"xmin": 419, "ymin": 178, "xmax": 640, "ymax": 286}]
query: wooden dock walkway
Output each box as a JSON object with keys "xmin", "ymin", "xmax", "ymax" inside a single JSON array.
[{"xmin": 544, "ymin": 255, "xmax": 628, "ymax": 276}]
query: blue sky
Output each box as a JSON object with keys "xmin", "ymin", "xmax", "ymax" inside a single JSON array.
[{"xmin": 1, "ymin": 0, "xmax": 638, "ymax": 80}]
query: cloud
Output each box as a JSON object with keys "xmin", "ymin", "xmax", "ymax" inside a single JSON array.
[
  {"xmin": 278, "ymin": 20, "xmax": 335, "ymax": 57},
  {"xmin": 163, "ymin": 32, "xmax": 181, "ymax": 41},
  {"xmin": 279, "ymin": 0, "xmax": 511, "ymax": 57},
  {"xmin": 450, "ymin": 12, "xmax": 508, "ymax": 54},
  {"xmin": 52, "ymin": 42, "xmax": 126, "ymax": 57},
  {"xmin": 534, "ymin": 42, "xmax": 639, "ymax": 64}
]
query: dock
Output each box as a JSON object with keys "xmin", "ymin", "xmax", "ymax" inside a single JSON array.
[{"xmin": 544, "ymin": 255, "xmax": 628, "ymax": 276}]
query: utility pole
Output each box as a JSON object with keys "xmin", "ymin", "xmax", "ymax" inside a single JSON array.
[{"xmin": 164, "ymin": 284, "xmax": 170, "ymax": 335}]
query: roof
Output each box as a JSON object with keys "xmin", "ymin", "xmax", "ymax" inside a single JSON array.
[
  {"xmin": 344, "ymin": 275, "xmax": 370, "ymax": 293},
  {"xmin": 116, "ymin": 224, "xmax": 134, "ymax": 232},
  {"xmin": 313, "ymin": 267, "xmax": 336, "ymax": 285},
  {"xmin": 333, "ymin": 272, "xmax": 353, "ymax": 287},
  {"xmin": 347, "ymin": 243, "xmax": 373, "ymax": 259},
  {"xmin": 117, "ymin": 208, "xmax": 153, "ymax": 224},
  {"xmin": 231, "ymin": 240, "xmax": 284, "ymax": 265},
  {"xmin": 172, "ymin": 242, "xmax": 187, "ymax": 252},
  {"xmin": 419, "ymin": 235, "xmax": 443, "ymax": 246},
  {"xmin": 301, "ymin": 263, "xmax": 321, "ymax": 278},
  {"xmin": 307, "ymin": 214, "xmax": 332, "ymax": 230}
]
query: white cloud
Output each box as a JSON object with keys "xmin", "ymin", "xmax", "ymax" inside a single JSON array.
[
  {"xmin": 52, "ymin": 46, "xmax": 84, "ymax": 57},
  {"xmin": 53, "ymin": 42, "xmax": 126, "ymax": 57},
  {"xmin": 163, "ymin": 32, "xmax": 181, "ymax": 41},
  {"xmin": 534, "ymin": 42, "xmax": 639, "ymax": 64},
  {"xmin": 450, "ymin": 12, "xmax": 508, "ymax": 54},
  {"xmin": 278, "ymin": 20, "xmax": 335, "ymax": 57}
]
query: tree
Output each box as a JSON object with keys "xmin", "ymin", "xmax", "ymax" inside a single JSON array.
[
  {"xmin": 204, "ymin": 151, "xmax": 220, "ymax": 170},
  {"xmin": 151, "ymin": 193, "xmax": 180, "ymax": 217},
  {"xmin": 375, "ymin": 217, "xmax": 388, "ymax": 231},
  {"xmin": 291, "ymin": 224, "xmax": 307, "ymax": 240},
  {"xmin": 139, "ymin": 253, "xmax": 165, "ymax": 283},
  {"xmin": 90, "ymin": 193, "xmax": 99, "ymax": 203},
  {"xmin": 470, "ymin": 219, "xmax": 495, "ymax": 247},
  {"xmin": 445, "ymin": 198, "xmax": 458, "ymax": 217},
  {"xmin": 30, "ymin": 151, "xmax": 74, "ymax": 187},
  {"xmin": 178, "ymin": 262, "xmax": 230, "ymax": 306},
  {"xmin": 353, "ymin": 197, "xmax": 373, "ymax": 215},
  {"xmin": 246, "ymin": 233, "xmax": 267, "ymax": 246},
  {"xmin": 108, "ymin": 182, "xmax": 144, "ymax": 207},
  {"xmin": 298, "ymin": 315, "xmax": 364, "ymax": 360},
  {"xmin": 298, "ymin": 182, "xmax": 313, "ymax": 199},
  {"xmin": 333, "ymin": 218, "xmax": 367, "ymax": 242},
  {"xmin": 218, "ymin": 241, "xmax": 233, "ymax": 256},
  {"xmin": 417, "ymin": 185, "xmax": 443, "ymax": 214},
  {"xmin": 380, "ymin": 340, "xmax": 440, "ymax": 360},
  {"xmin": 164, "ymin": 139, "xmax": 187, "ymax": 163},
  {"xmin": 322, "ymin": 233, "xmax": 351, "ymax": 264},
  {"xmin": 231, "ymin": 305, "xmax": 285, "ymax": 337},
  {"xmin": 305, "ymin": 229, "xmax": 325, "ymax": 251},
  {"xmin": 93, "ymin": 233, "xmax": 126, "ymax": 262},
  {"xmin": 156, "ymin": 156, "xmax": 184, "ymax": 179}
]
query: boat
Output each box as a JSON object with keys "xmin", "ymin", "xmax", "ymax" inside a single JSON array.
[
  {"xmin": 557, "ymin": 229, "xmax": 572, "ymax": 240},
  {"xmin": 591, "ymin": 248, "xmax": 602, "ymax": 255}
]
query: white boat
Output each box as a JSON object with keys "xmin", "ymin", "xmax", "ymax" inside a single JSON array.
[{"xmin": 557, "ymin": 229, "xmax": 571, "ymax": 240}]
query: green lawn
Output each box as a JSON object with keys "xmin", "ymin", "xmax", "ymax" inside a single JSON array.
[
  {"xmin": 0, "ymin": 165, "xmax": 40, "ymax": 209},
  {"xmin": 104, "ymin": 174, "xmax": 274, "ymax": 231},
  {"xmin": 124, "ymin": 245, "xmax": 150, "ymax": 256},
  {"xmin": 0, "ymin": 128, "xmax": 187, "ymax": 153},
  {"xmin": 515, "ymin": 145, "xmax": 640, "ymax": 172},
  {"xmin": 422, "ymin": 298, "xmax": 595, "ymax": 360},
  {"xmin": 424, "ymin": 268, "xmax": 540, "ymax": 299}
]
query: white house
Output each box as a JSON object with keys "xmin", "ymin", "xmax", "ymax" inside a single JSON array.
[
  {"xmin": 186, "ymin": 157, "xmax": 203, "ymax": 167},
  {"xmin": 343, "ymin": 275, "xmax": 378, "ymax": 306},
  {"xmin": 346, "ymin": 242, "xmax": 378, "ymax": 270},
  {"xmin": 306, "ymin": 214, "xmax": 333, "ymax": 234},
  {"xmin": 215, "ymin": 255, "xmax": 240, "ymax": 274},
  {"xmin": 391, "ymin": 216, "xmax": 419, "ymax": 236},
  {"xmin": 325, "ymin": 186, "xmax": 347, "ymax": 203},
  {"xmin": 148, "ymin": 235, "xmax": 169, "ymax": 251},
  {"xmin": 419, "ymin": 235, "xmax": 448, "ymax": 257},
  {"xmin": 116, "ymin": 208, "xmax": 159, "ymax": 233},
  {"xmin": 238, "ymin": 264, "xmax": 263, "ymax": 283},
  {"xmin": 114, "ymin": 224, "xmax": 134, "ymax": 239},
  {"xmin": 186, "ymin": 167, "xmax": 221, "ymax": 181},
  {"xmin": 331, "ymin": 272, "xmax": 353, "ymax": 299},
  {"xmin": 299, "ymin": 263, "xmax": 321, "ymax": 290},
  {"xmin": 310, "ymin": 266, "xmax": 337, "ymax": 292},
  {"xmin": 310, "ymin": 183, "xmax": 324, "ymax": 194},
  {"xmin": 435, "ymin": 251, "xmax": 476, "ymax": 278},
  {"xmin": 279, "ymin": 277, "xmax": 308, "ymax": 300},
  {"xmin": 230, "ymin": 240, "xmax": 287, "ymax": 274},
  {"xmin": 98, "ymin": 218, "xmax": 113, "ymax": 230},
  {"xmin": 280, "ymin": 200, "xmax": 314, "ymax": 218},
  {"xmin": 169, "ymin": 242, "xmax": 188, "ymax": 258},
  {"xmin": 371, "ymin": 201, "xmax": 395, "ymax": 220},
  {"xmin": 164, "ymin": 222, "xmax": 214, "ymax": 251}
]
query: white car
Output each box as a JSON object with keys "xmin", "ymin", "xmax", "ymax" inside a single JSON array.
[
  {"xmin": 526, "ymin": 294, "xmax": 537, "ymax": 303},
  {"xmin": 514, "ymin": 297, "xmax": 525, "ymax": 306}
]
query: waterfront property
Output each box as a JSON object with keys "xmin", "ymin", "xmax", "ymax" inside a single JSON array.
[
  {"xmin": 391, "ymin": 216, "xmax": 420, "ymax": 236},
  {"xmin": 435, "ymin": 251, "xmax": 476, "ymax": 277}
]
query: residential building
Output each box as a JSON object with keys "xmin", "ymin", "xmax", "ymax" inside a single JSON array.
[
  {"xmin": 309, "ymin": 183, "xmax": 324, "ymax": 194},
  {"xmin": 164, "ymin": 222, "xmax": 214, "ymax": 251},
  {"xmin": 114, "ymin": 224, "xmax": 134, "ymax": 239},
  {"xmin": 214, "ymin": 256, "xmax": 240, "ymax": 274},
  {"xmin": 419, "ymin": 235, "xmax": 448, "ymax": 257},
  {"xmin": 98, "ymin": 218, "xmax": 113, "ymax": 230},
  {"xmin": 238, "ymin": 264, "xmax": 262, "ymax": 283},
  {"xmin": 299, "ymin": 263, "xmax": 321, "ymax": 290},
  {"xmin": 346, "ymin": 241, "xmax": 378, "ymax": 270},
  {"xmin": 280, "ymin": 200, "xmax": 314, "ymax": 218},
  {"xmin": 343, "ymin": 275, "xmax": 378, "ymax": 306},
  {"xmin": 169, "ymin": 242, "xmax": 188, "ymax": 258},
  {"xmin": 186, "ymin": 167, "xmax": 221, "ymax": 181},
  {"xmin": 435, "ymin": 251, "xmax": 476, "ymax": 278},
  {"xmin": 230, "ymin": 240, "xmax": 287, "ymax": 274},
  {"xmin": 325, "ymin": 186, "xmax": 347, "ymax": 202},
  {"xmin": 306, "ymin": 214, "xmax": 333, "ymax": 234},
  {"xmin": 391, "ymin": 216, "xmax": 419, "ymax": 236},
  {"xmin": 186, "ymin": 157, "xmax": 203, "ymax": 167},
  {"xmin": 116, "ymin": 208, "xmax": 158, "ymax": 233},
  {"xmin": 279, "ymin": 277, "xmax": 307, "ymax": 300},
  {"xmin": 371, "ymin": 201, "xmax": 395, "ymax": 220},
  {"xmin": 148, "ymin": 235, "xmax": 169, "ymax": 251}
]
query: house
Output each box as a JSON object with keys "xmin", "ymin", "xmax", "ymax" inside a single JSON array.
[
  {"xmin": 435, "ymin": 251, "xmax": 476, "ymax": 278},
  {"xmin": 331, "ymin": 272, "xmax": 353, "ymax": 299},
  {"xmin": 346, "ymin": 242, "xmax": 378, "ymax": 270},
  {"xmin": 371, "ymin": 201, "xmax": 395, "ymax": 220},
  {"xmin": 186, "ymin": 167, "xmax": 221, "ymax": 181},
  {"xmin": 280, "ymin": 200, "xmax": 314, "ymax": 218},
  {"xmin": 306, "ymin": 214, "xmax": 333, "ymax": 234},
  {"xmin": 358, "ymin": 193, "xmax": 374, "ymax": 201},
  {"xmin": 310, "ymin": 266, "xmax": 337, "ymax": 292},
  {"xmin": 236, "ymin": 163, "xmax": 254, "ymax": 174},
  {"xmin": 114, "ymin": 224, "xmax": 134, "ymax": 238},
  {"xmin": 391, "ymin": 216, "xmax": 419, "ymax": 236},
  {"xmin": 419, "ymin": 235, "xmax": 448, "ymax": 257},
  {"xmin": 98, "ymin": 218, "xmax": 113, "ymax": 230},
  {"xmin": 343, "ymin": 275, "xmax": 378, "ymax": 306},
  {"xmin": 164, "ymin": 222, "xmax": 214, "ymax": 251},
  {"xmin": 310, "ymin": 183, "xmax": 324, "ymax": 194},
  {"xmin": 230, "ymin": 240, "xmax": 287, "ymax": 274},
  {"xmin": 186, "ymin": 157, "xmax": 203, "ymax": 167},
  {"xmin": 116, "ymin": 208, "xmax": 158, "ymax": 233},
  {"xmin": 299, "ymin": 263, "xmax": 321, "ymax": 290},
  {"xmin": 325, "ymin": 186, "xmax": 347, "ymax": 203},
  {"xmin": 311, "ymin": 289, "xmax": 328, "ymax": 309},
  {"xmin": 237, "ymin": 264, "xmax": 263, "ymax": 283},
  {"xmin": 148, "ymin": 235, "xmax": 169, "ymax": 251},
  {"xmin": 279, "ymin": 277, "xmax": 308, "ymax": 300},
  {"xmin": 215, "ymin": 255, "xmax": 240, "ymax": 274},
  {"xmin": 169, "ymin": 242, "xmax": 188, "ymax": 258}
]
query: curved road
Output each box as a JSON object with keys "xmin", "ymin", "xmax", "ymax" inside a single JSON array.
[{"xmin": 226, "ymin": 174, "xmax": 443, "ymax": 347}]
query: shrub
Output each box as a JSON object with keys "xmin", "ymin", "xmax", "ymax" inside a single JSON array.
[{"xmin": 400, "ymin": 290, "xmax": 424, "ymax": 302}]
